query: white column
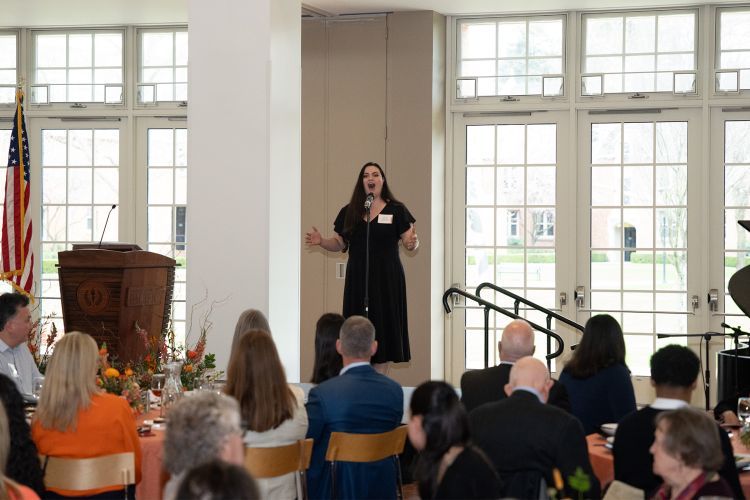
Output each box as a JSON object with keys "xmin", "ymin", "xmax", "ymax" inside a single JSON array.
[{"xmin": 187, "ymin": 0, "xmax": 301, "ymax": 380}]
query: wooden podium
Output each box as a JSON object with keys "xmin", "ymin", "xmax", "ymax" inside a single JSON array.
[{"xmin": 57, "ymin": 246, "xmax": 176, "ymax": 363}]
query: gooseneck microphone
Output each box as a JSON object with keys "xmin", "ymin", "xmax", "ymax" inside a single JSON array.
[
  {"xmin": 98, "ymin": 204, "xmax": 118, "ymax": 248},
  {"xmin": 364, "ymin": 193, "xmax": 374, "ymax": 210}
]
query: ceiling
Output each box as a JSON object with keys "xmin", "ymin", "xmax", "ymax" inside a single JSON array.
[
  {"xmin": 3, "ymin": 0, "xmax": 744, "ymax": 27},
  {"xmin": 305, "ymin": 0, "xmax": 743, "ymax": 16}
]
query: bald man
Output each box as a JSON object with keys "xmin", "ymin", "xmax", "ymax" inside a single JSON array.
[
  {"xmin": 469, "ymin": 357, "xmax": 600, "ymax": 498},
  {"xmin": 460, "ymin": 319, "xmax": 569, "ymax": 412}
]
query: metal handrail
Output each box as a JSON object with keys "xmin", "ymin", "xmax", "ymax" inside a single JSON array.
[
  {"xmin": 476, "ymin": 282, "xmax": 585, "ymax": 333},
  {"xmin": 442, "ymin": 287, "xmax": 565, "ymax": 370},
  {"xmin": 476, "ymin": 282, "xmax": 584, "ymax": 358}
]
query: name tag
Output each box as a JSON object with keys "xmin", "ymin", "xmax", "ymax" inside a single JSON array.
[{"xmin": 378, "ymin": 214, "xmax": 393, "ymax": 224}]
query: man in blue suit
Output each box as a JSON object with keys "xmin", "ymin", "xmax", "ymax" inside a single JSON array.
[{"xmin": 306, "ymin": 315, "xmax": 403, "ymax": 499}]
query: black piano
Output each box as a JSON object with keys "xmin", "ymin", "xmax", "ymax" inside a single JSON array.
[{"xmin": 717, "ymin": 220, "xmax": 750, "ymax": 403}]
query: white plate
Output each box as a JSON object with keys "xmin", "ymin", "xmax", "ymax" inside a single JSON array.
[{"xmin": 601, "ymin": 423, "xmax": 618, "ymax": 436}]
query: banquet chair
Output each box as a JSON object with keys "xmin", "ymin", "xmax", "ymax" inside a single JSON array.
[
  {"xmin": 245, "ymin": 438, "xmax": 314, "ymax": 500},
  {"xmin": 40, "ymin": 452, "xmax": 136, "ymax": 499},
  {"xmin": 324, "ymin": 425, "xmax": 408, "ymax": 500}
]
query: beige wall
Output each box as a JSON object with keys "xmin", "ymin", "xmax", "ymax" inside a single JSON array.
[{"xmin": 300, "ymin": 11, "xmax": 445, "ymax": 386}]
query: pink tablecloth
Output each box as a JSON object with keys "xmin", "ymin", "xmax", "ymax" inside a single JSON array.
[
  {"xmin": 136, "ymin": 410, "xmax": 167, "ymax": 500},
  {"xmin": 587, "ymin": 432, "xmax": 750, "ymax": 497}
]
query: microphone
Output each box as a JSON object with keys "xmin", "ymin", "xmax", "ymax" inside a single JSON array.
[
  {"xmin": 364, "ymin": 193, "xmax": 374, "ymax": 210},
  {"xmin": 98, "ymin": 204, "xmax": 117, "ymax": 248},
  {"xmin": 721, "ymin": 322, "xmax": 746, "ymax": 335}
]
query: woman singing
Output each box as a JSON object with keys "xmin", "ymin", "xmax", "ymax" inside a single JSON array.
[{"xmin": 305, "ymin": 162, "xmax": 417, "ymax": 372}]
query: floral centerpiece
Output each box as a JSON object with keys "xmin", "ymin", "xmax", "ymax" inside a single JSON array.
[
  {"xmin": 26, "ymin": 314, "xmax": 58, "ymax": 375},
  {"xmin": 97, "ymin": 344, "xmax": 145, "ymax": 414}
]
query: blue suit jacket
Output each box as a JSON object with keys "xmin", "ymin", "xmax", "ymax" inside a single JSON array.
[{"xmin": 305, "ymin": 364, "xmax": 403, "ymax": 500}]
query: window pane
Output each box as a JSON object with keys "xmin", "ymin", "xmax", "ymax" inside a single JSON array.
[
  {"xmin": 583, "ymin": 11, "xmax": 695, "ymax": 95},
  {"xmin": 68, "ymin": 34, "xmax": 92, "ymax": 68},
  {"xmin": 37, "ymin": 34, "xmax": 66, "ymax": 68},
  {"xmin": 95, "ymin": 33, "xmax": 122, "ymax": 67},
  {"xmin": 458, "ymin": 17, "xmax": 564, "ymax": 97}
]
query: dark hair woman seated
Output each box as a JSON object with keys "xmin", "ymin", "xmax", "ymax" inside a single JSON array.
[
  {"xmin": 310, "ymin": 313, "xmax": 344, "ymax": 384},
  {"xmin": 559, "ymin": 314, "xmax": 636, "ymax": 434},
  {"xmin": 408, "ymin": 381, "xmax": 502, "ymax": 499}
]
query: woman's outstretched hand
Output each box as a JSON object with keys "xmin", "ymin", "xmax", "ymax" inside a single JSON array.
[
  {"xmin": 403, "ymin": 223, "xmax": 419, "ymax": 251},
  {"xmin": 305, "ymin": 226, "xmax": 322, "ymax": 246}
]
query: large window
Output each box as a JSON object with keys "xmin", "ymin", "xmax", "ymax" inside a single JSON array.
[
  {"xmin": 137, "ymin": 29, "xmax": 188, "ymax": 104},
  {"xmin": 457, "ymin": 16, "xmax": 565, "ymax": 98},
  {"xmin": 32, "ymin": 30, "xmax": 124, "ymax": 104},
  {"xmin": 717, "ymin": 8, "xmax": 750, "ymax": 92},
  {"xmin": 581, "ymin": 11, "xmax": 697, "ymax": 94},
  {"xmin": 146, "ymin": 127, "xmax": 188, "ymax": 337},
  {"xmin": 0, "ymin": 33, "xmax": 17, "ymax": 104},
  {"xmin": 40, "ymin": 125, "xmax": 121, "ymax": 332}
]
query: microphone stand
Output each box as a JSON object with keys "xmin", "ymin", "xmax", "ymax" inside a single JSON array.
[
  {"xmin": 364, "ymin": 201, "xmax": 371, "ymax": 318},
  {"xmin": 657, "ymin": 332, "xmax": 729, "ymax": 410}
]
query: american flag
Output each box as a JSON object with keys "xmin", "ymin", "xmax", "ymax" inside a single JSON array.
[{"xmin": 0, "ymin": 90, "xmax": 34, "ymax": 299}]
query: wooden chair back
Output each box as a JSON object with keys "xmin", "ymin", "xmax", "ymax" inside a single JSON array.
[
  {"xmin": 41, "ymin": 452, "xmax": 135, "ymax": 495},
  {"xmin": 244, "ymin": 439, "xmax": 314, "ymax": 500},
  {"xmin": 324, "ymin": 426, "xmax": 408, "ymax": 499}
]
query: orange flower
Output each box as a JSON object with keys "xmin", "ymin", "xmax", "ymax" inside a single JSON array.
[
  {"xmin": 187, "ymin": 350, "xmax": 198, "ymax": 360},
  {"xmin": 99, "ymin": 346, "xmax": 108, "ymax": 356},
  {"xmin": 104, "ymin": 367, "xmax": 120, "ymax": 378},
  {"xmin": 124, "ymin": 368, "xmax": 134, "ymax": 377},
  {"xmin": 183, "ymin": 364, "xmax": 193, "ymax": 373}
]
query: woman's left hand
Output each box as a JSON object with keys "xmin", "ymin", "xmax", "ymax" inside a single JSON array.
[{"xmin": 402, "ymin": 223, "xmax": 419, "ymax": 251}]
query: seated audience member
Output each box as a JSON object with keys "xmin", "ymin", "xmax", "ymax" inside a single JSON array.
[
  {"xmin": 306, "ymin": 316, "xmax": 403, "ymax": 500},
  {"xmin": 0, "ymin": 293, "xmax": 38, "ymax": 397},
  {"xmin": 470, "ymin": 357, "xmax": 600, "ymax": 498},
  {"xmin": 176, "ymin": 460, "xmax": 260, "ymax": 500},
  {"xmin": 163, "ymin": 391, "xmax": 244, "ymax": 500},
  {"xmin": 650, "ymin": 408, "xmax": 734, "ymax": 499},
  {"xmin": 559, "ymin": 314, "xmax": 636, "ymax": 434},
  {"xmin": 230, "ymin": 308, "xmax": 271, "ymax": 352},
  {"xmin": 713, "ymin": 382, "xmax": 750, "ymax": 425},
  {"xmin": 31, "ymin": 332, "xmax": 141, "ymax": 498},
  {"xmin": 0, "ymin": 374, "xmax": 43, "ymax": 495},
  {"xmin": 310, "ymin": 313, "xmax": 345, "ymax": 384},
  {"xmin": 460, "ymin": 319, "xmax": 569, "ymax": 412},
  {"xmin": 613, "ymin": 345, "xmax": 743, "ymax": 498},
  {"xmin": 408, "ymin": 381, "xmax": 502, "ymax": 499},
  {"xmin": 0, "ymin": 404, "xmax": 38, "ymax": 500},
  {"xmin": 224, "ymin": 330, "xmax": 308, "ymax": 499}
]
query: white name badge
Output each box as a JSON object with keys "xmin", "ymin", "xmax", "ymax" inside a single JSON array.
[{"xmin": 378, "ymin": 214, "xmax": 393, "ymax": 224}]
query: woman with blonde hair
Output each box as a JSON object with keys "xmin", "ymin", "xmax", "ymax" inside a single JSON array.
[
  {"xmin": 229, "ymin": 308, "xmax": 271, "ymax": 352},
  {"xmin": 31, "ymin": 332, "xmax": 141, "ymax": 498},
  {"xmin": 224, "ymin": 330, "xmax": 307, "ymax": 500},
  {"xmin": 0, "ymin": 404, "xmax": 38, "ymax": 499}
]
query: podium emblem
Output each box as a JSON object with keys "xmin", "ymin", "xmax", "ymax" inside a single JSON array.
[{"xmin": 77, "ymin": 281, "xmax": 110, "ymax": 314}]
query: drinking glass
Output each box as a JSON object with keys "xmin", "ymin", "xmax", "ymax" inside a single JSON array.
[
  {"xmin": 738, "ymin": 397, "xmax": 750, "ymax": 425},
  {"xmin": 151, "ymin": 374, "xmax": 166, "ymax": 417},
  {"xmin": 32, "ymin": 376, "xmax": 44, "ymax": 400}
]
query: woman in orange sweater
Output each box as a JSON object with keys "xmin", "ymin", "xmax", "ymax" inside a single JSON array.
[{"xmin": 31, "ymin": 332, "xmax": 141, "ymax": 498}]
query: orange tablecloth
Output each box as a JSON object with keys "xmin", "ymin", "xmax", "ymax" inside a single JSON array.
[
  {"xmin": 586, "ymin": 432, "xmax": 750, "ymax": 498},
  {"xmin": 136, "ymin": 410, "xmax": 166, "ymax": 500}
]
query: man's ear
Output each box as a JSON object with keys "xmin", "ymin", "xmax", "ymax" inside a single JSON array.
[
  {"xmin": 497, "ymin": 341, "xmax": 502, "ymax": 356},
  {"xmin": 336, "ymin": 339, "xmax": 343, "ymax": 356},
  {"xmin": 504, "ymin": 383, "xmax": 513, "ymax": 397},
  {"xmin": 371, "ymin": 340, "xmax": 378, "ymax": 356}
]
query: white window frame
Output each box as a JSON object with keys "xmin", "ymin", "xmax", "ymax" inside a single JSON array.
[
  {"xmin": 713, "ymin": 6, "xmax": 750, "ymax": 96},
  {"xmin": 0, "ymin": 30, "xmax": 20, "ymax": 108},
  {"xmin": 29, "ymin": 28, "xmax": 127, "ymax": 109},
  {"xmin": 452, "ymin": 14, "xmax": 569, "ymax": 106},
  {"xmin": 577, "ymin": 8, "xmax": 702, "ymax": 103},
  {"xmin": 135, "ymin": 27, "xmax": 188, "ymax": 107}
]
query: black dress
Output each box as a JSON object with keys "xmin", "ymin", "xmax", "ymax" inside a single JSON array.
[{"xmin": 334, "ymin": 202, "xmax": 414, "ymax": 363}]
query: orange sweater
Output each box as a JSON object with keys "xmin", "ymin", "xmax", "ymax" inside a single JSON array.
[{"xmin": 31, "ymin": 392, "xmax": 142, "ymax": 497}]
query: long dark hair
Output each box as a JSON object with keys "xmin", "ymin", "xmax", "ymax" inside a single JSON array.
[
  {"xmin": 0, "ymin": 374, "xmax": 44, "ymax": 495},
  {"xmin": 225, "ymin": 330, "xmax": 297, "ymax": 432},
  {"xmin": 341, "ymin": 162, "xmax": 401, "ymax": 242},
  {"xmin": 564, "ymin": 314, "xmax": 627, "ymax": 378},
  {"xmin": 411, "ymin": 381, "xmax": 471, "ymax": 499},
  {"xmin": 310, "ymin": 313, "xmax": 345, "ymax": 384}
]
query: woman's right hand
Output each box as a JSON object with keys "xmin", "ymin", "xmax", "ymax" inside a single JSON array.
[{"xmin": 305, "ymin": 226, "xmax": 322, "ymax": 246}]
